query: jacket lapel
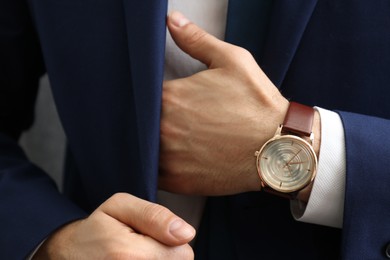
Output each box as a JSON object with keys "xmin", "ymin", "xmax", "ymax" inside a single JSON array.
[
  {"xmin": 261, "ymin": 0, "xmax": 318, "ymax": 88},
  {"xmin": 122, "ymin": 0, "xmax": 168, "ymax": 201}
]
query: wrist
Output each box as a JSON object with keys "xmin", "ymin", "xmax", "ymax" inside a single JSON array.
[
  {"xmin": 33, "ymin": 220, "xmax": 81, "ymax": 260},
  {"xmin": 246, "ymin": 98, "xmax": 290, "ymax": 192},
  {"xmin": 254, "ymin": 102, "xmax": 320, "ymax": 200}
]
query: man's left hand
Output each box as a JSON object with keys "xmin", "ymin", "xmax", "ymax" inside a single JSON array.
[{"xmin": 159, "ymin": 12, "xmax": 290, "ymax": 195}]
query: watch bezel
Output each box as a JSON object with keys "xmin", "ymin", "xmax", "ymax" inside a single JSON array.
[{"xmin": 255, "ymin": 133, "xmax": 317, "ymax": 193}]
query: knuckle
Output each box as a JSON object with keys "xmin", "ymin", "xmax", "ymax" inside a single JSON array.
[
  {"xmin": 102, "ymin": 240, "xmax": 159, "ymax": 260},
  {"xmin": 185, "ymin": 27, "xmax": 208, "ymax": 47},
  {"xmin": 171, "ymin": 244, "xmax": 195, "ymax": 260},
  {"xmin": 99, "ymin": 192, "xmax": 127, "ymax": 211},
  {"xmin": 152, "ymin": 244, "xmax": 194, "ymax": 260},
  {"xmin": 161, "ymin": 88, "xmax": 177, "ymax": 109},
  {"xmin": 233, "ymin": 46, "xmax": 252, "ymax": 58},
  {"xmin": 104, "ymin": 251, "xmax": 153, "ymax": 260},
  {"xmin": 163, "ymin": 79, "xmax": 180, "ymax": 93},
  {"xmin": 159, "ymin": 120, "xmax": 170, "ymax": 138},
  {"xmin": 162, "ymin": 81, "xmax": 185, "ymax": 107},
  {"xmin": 108, "ymin": 192, "xmax": 130, "ymax": 205},
  {"xmin": 103, "ymin": 251, "xmax": 132, "ymax": 260},
  {"xmin": 228, "ymin": 46, "xmax": 253, "ymax": 64},
  {"xmin": 142, "ymin": 203, "xmax": 172, "ymax": 227},
  {"xmin": 159, "ymin": 118, "xmax": 182, "ymax": 142},
  {"xmin": 182, "ymin": 245, "xmax": 195, "ymax": 260},
  {"xmin": 238, "ymin": 46, "xmax": 253, "ymax": 57}
]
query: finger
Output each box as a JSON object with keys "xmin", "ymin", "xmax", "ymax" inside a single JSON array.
[
  {"xmin": 98, "ymin": 193, "xmax": 196, "ymax": 246},
  {"xmin": 167, "ymin": 11, "xmax": 232, "ymax": 69},
  {"xmin": 125, "ymin": 234, "xmax": 195, "ymax": 260}
]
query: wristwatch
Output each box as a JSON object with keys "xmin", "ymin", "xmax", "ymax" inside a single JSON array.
[{"xmin": 254, "ymin": 102, "xmax": 318, "ymax": 199}]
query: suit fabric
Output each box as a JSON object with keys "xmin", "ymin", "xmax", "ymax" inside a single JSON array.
[{"xmin": 0, "ymin": 0, "xmax": 389, "ymax": 259}]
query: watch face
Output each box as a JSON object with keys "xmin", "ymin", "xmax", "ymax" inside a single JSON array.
[{"xmin": 256, "ymin": 135, "xmax": 317, "ymax": 193}]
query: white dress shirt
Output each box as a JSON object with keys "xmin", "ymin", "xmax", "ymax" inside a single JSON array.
[
  {"xmin": 291, "ymin": 108, "xmax": 346, "ymax": 228},
  {"xmin": 161, "ymin": 0, "xmax": 346, "ymax": 230}
]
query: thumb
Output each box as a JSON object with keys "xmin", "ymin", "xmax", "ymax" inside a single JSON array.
[
  {"xmin": 99, "ymin": 193, "xmax": 196, "ymax": 246},
  {"xmin": 167, "ymin": 11, "xmax": 231, "ymax": 68}
]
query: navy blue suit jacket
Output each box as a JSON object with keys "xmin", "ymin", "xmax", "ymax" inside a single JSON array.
[{"xmin": 1, "ymin": 0, "xmax": 389, "ymax": 259}]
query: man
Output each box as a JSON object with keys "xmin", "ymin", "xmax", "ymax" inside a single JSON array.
[{"xmin": 1, "ymin": 0, "xmax": 390, "ymax": 259}]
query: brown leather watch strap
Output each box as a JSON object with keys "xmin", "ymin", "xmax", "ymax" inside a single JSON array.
[
  {"xmin": 262, "ymin": 186, "xmax": 297, "ymax": 200},
  {"xmin": 282, "ymin": 102, "xmax": 314, "ymax": 137}
]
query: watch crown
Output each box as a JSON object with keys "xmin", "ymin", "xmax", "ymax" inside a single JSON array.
[{"xmin": 254, "ymin": 151, "xmax": 260, "ymax": 157}]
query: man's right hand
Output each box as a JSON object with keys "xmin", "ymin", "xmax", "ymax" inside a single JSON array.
[{"xmin": 33, "ymin": 193, "xmax": 195, "ymax": 259}]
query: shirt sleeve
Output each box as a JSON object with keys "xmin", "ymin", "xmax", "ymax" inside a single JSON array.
[
  {"xmin": 290, "ymin": 107, "xmax": 346, "ymax": 228},
  {"xmin": 26, "ymin": 239, "xmax": 46, "ymax": 260}
]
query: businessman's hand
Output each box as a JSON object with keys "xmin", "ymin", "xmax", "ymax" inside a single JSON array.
[
  {"xmin": 33, "ymin": 193, "xmax": 195, "ymax": 260},
  {"xmin": 160, "ymin": 12, "xmax": 319, "ymax": 196}
]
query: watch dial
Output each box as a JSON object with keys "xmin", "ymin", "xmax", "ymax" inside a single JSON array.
[{"xmin": 257, "ymin": 135, "xmax": 317, "ymax": 193}]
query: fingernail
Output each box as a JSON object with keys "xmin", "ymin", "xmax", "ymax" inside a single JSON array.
[
  {"xmin": 169, "ymin": 11, "xmax": 190, "ymax": 27},
  {"xmin": 169, "ymin": 219, "xmax": 195, "ymax": 240}
]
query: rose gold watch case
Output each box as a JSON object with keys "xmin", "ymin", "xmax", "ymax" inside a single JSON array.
[{"xmin": 255, "ymin": 126, "xmax": 318, "ymax": 194}]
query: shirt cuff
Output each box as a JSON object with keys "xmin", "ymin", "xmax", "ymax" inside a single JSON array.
[
  {"xmin": 291, "ymin": 107, "xmax": 346, "ymax": 228},
  {"xmin": 26, "ymin": 239, "xmax": 46, "ymax": 260}
]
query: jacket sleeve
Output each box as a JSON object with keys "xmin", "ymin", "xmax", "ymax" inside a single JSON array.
[
  {"xmin": 338, "ymin": 111, "xmax": 390, "ymax": 260},
  {"xmin": 0, "ymin": 1, "xmax": 86, "ymax": 259}
]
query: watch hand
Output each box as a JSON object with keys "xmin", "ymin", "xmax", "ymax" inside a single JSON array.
[
  {"xmin": 288, "ymin": 161, "xmax": 307, "ymax": 165},
  {"xmin": 289, "ymin": 149, "xmax": 302, "ymax": 163},
  {"xmin": 283, "ymin": 149, "xmax": 302, "ymax": 168}
]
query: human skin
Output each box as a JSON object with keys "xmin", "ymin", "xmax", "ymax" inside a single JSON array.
[
  {"xmin": 159, "ymin": 11, "xmax": 320, "ymax": 199},
  {"xmin": 33, "ymin": 193, "xmax": 195, "ymax": 259},
  {"xmin": 33, "ymin": 11, "xmax": 320, "ymax": 260}
]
